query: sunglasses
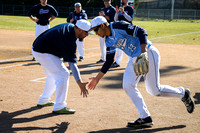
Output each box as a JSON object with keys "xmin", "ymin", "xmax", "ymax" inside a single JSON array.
[
  {"xmin": 84, "ymin": 30, "xmax": 88, "ymax": 33},
  {"xmin": 94, "ymin": 25, "xmax": 101, "ymax": 32}
]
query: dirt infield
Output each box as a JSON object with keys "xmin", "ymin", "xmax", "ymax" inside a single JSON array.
[{"xmin": 0, "ymin": 29, "xmax": 200, "ymax": 133}]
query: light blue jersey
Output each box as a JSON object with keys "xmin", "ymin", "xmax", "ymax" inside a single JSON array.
[{"xmin": 105, "ymin": 21, "xmax": 152, "ymax": 57}]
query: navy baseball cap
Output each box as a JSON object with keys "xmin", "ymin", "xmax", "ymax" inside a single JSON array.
[{"xmin": 74, "ymin": 3, "xmax": 81, "ymax": 7}]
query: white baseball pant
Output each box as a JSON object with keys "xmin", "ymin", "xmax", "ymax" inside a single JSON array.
[
  {"xmin": 32, "ymin": 50, "xmax": 69, "ymax": 111},
  {"xmin": 123, "ymin": 45, "xmax": 185, "ymax": 118},
  {"xmin": 76, "ymin": 39, "xmax": 84, "ymax": 58},
  {"xmin": 115, "ymin": 48, "xmax": 123, "ymax": 65},
  {"xmin": 35, "ymin": 24, "xmax": 50, "ymax": 39},
  {"xmin": 99, "ymin": 36, "xmax": 106, "ymax": 61}
]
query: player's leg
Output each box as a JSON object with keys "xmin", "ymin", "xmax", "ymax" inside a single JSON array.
[
  {"xmin": 37, "ymin": 68, "xmax": 56, "ymax": 105},
  {"xmin": 35, "ymin": 24, "xmax": 50, "ymax": 39},
  {"xmin": 96, "ymin": 37, "xmax": 106, "ymax": 63},
  {"xmin": 113, "ymin": 48, "xmax": 123, "ymax": 67},
  {"xmin": 32, "ymin": 50, "xmax": 70, "ymax": 111},
  {"xmin": 76, "ymin": 39, "xmax": 84, "ymax": 61},
  {"xmin": 145, "ymin": 45, "xmax": 194, "ymax": 113},
  {"xmin": 41, "ymin": 24, "xmax": 50, "ymax": 33},
  {"xmin": 145, "ymin": 45, "xmax": 185, "ymax": 98},
  {"xmin": 123, "ymin": 57, "xmax": 153, "ymax": 127}
]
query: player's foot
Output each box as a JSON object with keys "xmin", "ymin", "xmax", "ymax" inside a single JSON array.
[
  {"xmin": 127, "ymin": 116, "xmax": 153, "ymax": 127},
  {"xmin": 182, "ymin": 89, "xmax": 195, "ymax": 113},
  {"xmin": 32, "ymin": 57, "xmax": 36, "ymax": 61},
  {"xmin": 96, "ymin": 59, "xmax": 105, "ymax": 64},
  {"xmin": 112, "ymin": 62, "xmax": 120, "ymax": 67},
  {"xmin": 37, "ymin": 101, "xmax": 54, "ymax": 108},
  {"xmin": 52, "ymin": 107, "xmax": 76, "ymax": 114},
  {"xmin": 78, "ymin": 56, "xmax": 84, "ymax": 62}
]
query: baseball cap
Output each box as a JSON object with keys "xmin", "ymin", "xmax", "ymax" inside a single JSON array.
[
  {"xmin": 74, "ymin": 2, "xmax": 81, "ymax": 7},
  {"xmin": 90, "ymin": 16, "xmax": 108, "ymax": 30},
  {"xmin": 75, "ymin": 19, "xmax": 91, "ymax": 32}
]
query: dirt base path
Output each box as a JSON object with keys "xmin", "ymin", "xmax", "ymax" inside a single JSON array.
[{"xmin": 0, "ymin": 30, "xmax": 200, "ymax": 133}]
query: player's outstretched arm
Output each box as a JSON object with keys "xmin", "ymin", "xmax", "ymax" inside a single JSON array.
[
  {"xmin": 88, "ymin": 72, "xmax": 105, "ymax": 90},
  {"xmin": 69, "ymin": 62, "xmax": 89, "ymax": 97}
]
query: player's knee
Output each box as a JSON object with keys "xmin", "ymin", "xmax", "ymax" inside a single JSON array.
[
  {"xmin": 146, "ymin": 86, "xmax": 161, "ymax": 96},
  {"xmin": 123, "ymin": 80, "xmax": 137, "ymax": 91}
]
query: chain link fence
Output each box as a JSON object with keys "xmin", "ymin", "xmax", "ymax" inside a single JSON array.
[{"xmin": 0, "ymin": 4, "xmax": 199, "ymax": 19}]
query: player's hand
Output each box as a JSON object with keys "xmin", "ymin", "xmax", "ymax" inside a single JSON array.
[
  {"xmin": 78, "ymin": 81, "xmax": 89, "ymax": 98},
  {"xmin": 119, "ymin": 7, "xmax": 124, "ymax": 13},
  {"xmin": 115, "ymin": 6, "xmax": 119, "ymax": 13},
  {"xmin": 99, "ymin": 11, "xmax": 105, "ymax": 16},
  {"xmin": 70, "ymin": 18, "xmax": 74, "ymax": 23},
  {"xmin": 88, "ymin": 77, "xmax": 99, "ymax": 90},
  {"xmin": 34, "ymin": 19, "xmax": 39, "ymax": 23}
]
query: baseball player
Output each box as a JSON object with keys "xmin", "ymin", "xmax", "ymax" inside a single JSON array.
[
  {"xmin": 28, "ymin": 0, "xmax": 58, "ymax": 61},
  {"xmin": 88, "ymin": 16, "xmax": 195, "ymax": 127},
  {"xmin": 32, "ymin": 20, "xmax": 91, "ymax": 114},
  {"xmin": 96, "ymin": 0, "xmax": 116, "ymax": 64},
  {"xmin": 113, "ymin": 0, "xmax": 134, "ymax": 67},
  {"xmin": 67, "ymin": 2, "xmax": 88, "ymax": 62}
]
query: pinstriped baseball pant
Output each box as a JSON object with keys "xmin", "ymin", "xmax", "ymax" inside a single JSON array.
[{"xmin": 123, "ymin": 45, "xmax": 185, "ymax": 118}]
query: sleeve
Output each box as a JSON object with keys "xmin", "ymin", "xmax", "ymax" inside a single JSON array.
[
  {"xmin": 114, "ymin": 13, "xmax": 119, "ymax": 21},
  {"xmin": 50, "ymin": 6, "xmax": 58, "ymax": 17},
  {"xmin": 100, "ymin": 52, "xmax": 115, "ymax": 74},
  {"xmin": 83, "ymin": 12, "xmax": 88, "ymax": 20},
  {"xmin": 100, "ymin": 46, "xmax": 116, "ymax": 74},
  {"xmin": 67, "ymin": 12, "xmax": 73, "ymax": 23},
  {"xmin": 69, "ymin": 62, "xmax": 81, "ymax": 82},
  {"xmin": 109, "ymin": 8, "xmax": 116, "ymax": 22},
  {"xmin": 136, "ymin": 28, "xmax": 148, "ymax": 44},
  {"xmin": 123, "ymin": 12, "xmax": 133, "ymax": 22},
  {"xmin": 27, "ymin": 5, "xmax": 36, "ymax": 16}
]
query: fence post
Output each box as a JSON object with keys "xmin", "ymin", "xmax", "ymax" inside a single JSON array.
[{"xmin": 171, "ymin": 0, "xmax": 175, "ymax": 20}]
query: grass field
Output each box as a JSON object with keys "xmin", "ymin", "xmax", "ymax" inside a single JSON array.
[{"xmin": 0, "ymin": 15, "xmax": 200, "ymax": 45}]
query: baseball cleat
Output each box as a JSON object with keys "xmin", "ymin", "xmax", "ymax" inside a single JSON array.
[
  {"xmin": 78, "ymin": 56, "xmax": 84, "ymax": 62},
  {"xmin": 112, "ymin": 62, "xmax": 120, "ymax": 68},
  {"xmin": 127, "ymin": 116, "xmax": 153, "ymax": 127},
  {"xmin": 37, "ymin": 101, "xmax": 54, "ymax": 108},
  {"xmin": 32, "ymin": 57, "xmax": 36, "ymax": 61},
  {"xmin": 52, "ymin": 107, "xmax": 76, "ymax": 114},
  {"xmin": 96, "ymin": 59, "xmax": 105, "ymax": 64},
  {"xmin": 182, "ymin": 89, "xmax": 195, "ymax": 113}
]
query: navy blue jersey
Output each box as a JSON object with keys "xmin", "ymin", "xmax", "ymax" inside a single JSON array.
[
  {"xmin": 101, "ymin": 5, "xmax": 116, "ymax": 23},
  {"xmin": 67, "ymin": 10, "xmax": 88, "ymax": 24},
  {"xmin": 32, "ymin": 23, "xmax": 77, "ymax": 62},
  {"xmin": 28, "ymin": 4, "xmax": 58, "ymax": 25},
  {"xmin": 118, "ymin": 5, "xmax": 134, "ymax": 23}
]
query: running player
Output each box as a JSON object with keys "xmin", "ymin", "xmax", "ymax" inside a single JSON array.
[{"xmin": 88, "ymin": 16, "xmax": 194, "ymax": 127}]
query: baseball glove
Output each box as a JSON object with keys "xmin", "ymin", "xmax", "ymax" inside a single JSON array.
[{"xmin": 133, "ymin": 52, "xmax": 149, "ymax": 76}]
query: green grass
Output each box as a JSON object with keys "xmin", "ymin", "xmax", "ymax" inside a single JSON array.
[{"xmin": 0, "ymin": 15, "xmax": 200, "ymax": 45}]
